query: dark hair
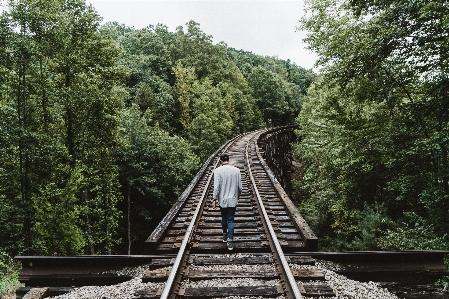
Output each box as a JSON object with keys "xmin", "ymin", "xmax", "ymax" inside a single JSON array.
[{"xmin": 219, "ymin": 153, "xmax": 229, "ymax": 161}]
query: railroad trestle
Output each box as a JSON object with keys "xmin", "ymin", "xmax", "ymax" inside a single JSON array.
[{"xmin": 13, "ymin": 126, "xmax": 449, "ymax": 299}]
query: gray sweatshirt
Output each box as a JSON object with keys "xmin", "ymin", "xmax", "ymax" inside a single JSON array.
[{"xmin": 213, "ymin": 164, "xmax": 242, "ymax": 208}]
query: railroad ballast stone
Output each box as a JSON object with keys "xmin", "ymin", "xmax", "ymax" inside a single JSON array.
[{"xmin": 43, "ymin": 260, "xmax": 402, "ymax": 299}]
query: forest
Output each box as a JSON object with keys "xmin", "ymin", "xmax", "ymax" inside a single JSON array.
[
  {"xmin": 0, "ymin": 0, "xmax": 312, "ymax": 277},
  {"xmin": 294, "ymin": 0, "xmax": 449, "ymax": 252},
  {"xmin": 1, "ymin": 0, "xmax": 448, "ymax": 294}
]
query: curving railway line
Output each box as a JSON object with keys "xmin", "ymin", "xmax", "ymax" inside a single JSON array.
[{"xmin": 14, "ymin": 126, "xmax": 449, "ymax": 299}]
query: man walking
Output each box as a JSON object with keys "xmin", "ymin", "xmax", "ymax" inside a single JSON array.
[{"xmin": 212, "ymin": 152, "xmax": 242, "ymax": 251}]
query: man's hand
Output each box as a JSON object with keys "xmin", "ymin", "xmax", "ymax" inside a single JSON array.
[{"xmin": 212, "ymin": 200, "xmax": 217, "ymax": 209}]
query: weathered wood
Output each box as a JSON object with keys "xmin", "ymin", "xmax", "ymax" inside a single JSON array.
[
  {"xmin": 191, "ymin": 254, "xmax": 272, "ymax": 265},
  {"xmin": 192, "ymin": 241, "xmax": 270, "ymax": 251},
  {"xmin": 286, "ymin": 255, "xmax": 315, "ymax": 265},
  {"xmin": 280, "ymin": 228, "xmax": 300, "ymax": 233},
  {"xmin": 142, "ymin": 269, "xmax": 171, "ymax": 282},
  {"xmin": 203, "ymin": 209, "xmax": 255, "ymax": 216},
  {"xmin": 302, "ymin": 283, "xmax": 335, "ymax": 297},
  {"xmin": 194, "ymin": 227, "xmax": 263, "ymax": 235},
  {"xmin": 284, "ymin": 240, "xmax": 306, "ymax": 248},
  {"xmin": 179, "ymin": 285, "xmax": 282, "ymax": 297},
  {"xmin": 134, "ymin": 286, "xmax": 164, "ymax": 298},
  {"xmin": 281, "ymin": 233, "xmax": 302, "ymax": 240},
  {"xmin": 186, "ymin": 268, "xmax": 278, "ymax": 279},
  {"xmin": 197, "ymin": 222, "xmax": 261, "ymax": 228},
  {"xmin": 193, "ymin": 234, "xmax": 266, "ymax": 242},
  {"xmin": 292, "ymin": 269, "xmax": 326, "ymax": 281},
  {"xmin": 149, "ymin": 258, "xmax": 175, "ymax": 269},
  {"xmin": 146, "ymin": 201, "xmax": 184, "ymax": 244},
  {"xmin": 274, "ymin": 216, "xmax": 291, "ymax": 222},
  {"xmin": 256, "ymin": 127, "xmax": 318, "ymax": 251},
  {"xmin": 203, "ymin": 216, "xmax": 259, "ymax": 222}
]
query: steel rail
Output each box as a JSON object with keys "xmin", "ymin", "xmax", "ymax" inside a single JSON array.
[
  {"xmin": 245, "ymin": 135, "xmax": 303, "ymax": 299},
  {"xmin": 159, "ymin": 132, "xmax": 247, "ymax": 299}
]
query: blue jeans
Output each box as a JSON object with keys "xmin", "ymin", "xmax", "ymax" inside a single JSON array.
[{"xmin": 220, "ymin": 207, "xmax": 236, "ymax": 242}]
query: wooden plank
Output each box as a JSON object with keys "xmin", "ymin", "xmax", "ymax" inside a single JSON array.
[
  {"xmin": 142, "ymin": 269, "xmax": 171, "ymax": 282},
  {"xmin": 194, "ymin": 235, "xmax": 266, "ymax": 243},
  {"xmin": 286, "ymin": 255, "xmax": 315, "ymax": 265},
  {"xmin": 192, "ymin": 241, "xmax": 270, "ymax": 251},
  {"xmin": 146, "ymin": 201, "xmax": 184, "ymax": 243},
  {"xmin": 276, "ymin": 221, "xmax": 295, "ymax": 227},
  {"xmin": 194, "ymin": 227, "xmax": 263, "ymax": 235},
  {"xmin": 302, "ymin": 283, "xmax": 335, "ymax": 297},
  {"xmin": 180, "ymin": 285, "xmax": 281, "ymax": 297},
  {"xmin": 279, "ymin": 227, "xmax": 298, "ymax": 234},
  {"xmin": 149, "ymin": 258, "xmax": 175, "ymax": 269},
  {"xmin": 281, "ymin": 233, "xmax": 302, "ymax": 240},
  {"xmin": 292, "ymin": 269, "xmax": 325, "ymax": 281},
  {"xmin": 197, "ymin": 222, "xmax": 260, "ymax": 228},
  {"xmin": 203, "ymin": 217, "xmax": 258, "ymax": 223},
  {"xmin": 134, "ymin": 286, "xmax": 164, "ymax": 298},
  {"xmin": 203, "ymin": 210, "xmax": 255, "ymax": 216},
  {"xmin": 272, "ymin": 210, "xmax": 288, "ymax": 215},
  {"xmin": 172, "ymin": 222, "xmax": 189, "ymax": 228},
  {"xmin": 186, "ymin": 268, "xmax": 278, "ymax": 279},
  {"xmin": 156, "ymin": 243, "xmax": 180, "ymax": 250},
  {"xmin": 161, "ymin": 236, "xmax": 178, "ymax": 243},
  {"xmin": 165, "ymin": 229, "xmax": 184, "ymax": 236},
  {"xmin": 284, "ymin": 240, "xmax": 306, "ymax": 248},
  {"xmin": 191, "ymin": 255, "xmax": 272, "ymax": 265}
]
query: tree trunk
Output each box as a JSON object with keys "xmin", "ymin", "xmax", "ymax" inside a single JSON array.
[
  {"xmin": 84, "ymin": 191, "xmax": 95, "ymax": 255},
  {"xmin": 441, "ymin": 143, "xmax": 449, "ymax": 234},
  {"xmin": 128, "ymin": 185, "xmax": 131, "ymax": 255}
]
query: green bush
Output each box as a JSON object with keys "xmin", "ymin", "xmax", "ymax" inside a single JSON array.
[
  {"xmin": 377, "ymin": 212, "xmax": 448, "ymax": 251},
  {"xmin": 0, "ymin": 252, "xmax": 21, "ymax": 295}
]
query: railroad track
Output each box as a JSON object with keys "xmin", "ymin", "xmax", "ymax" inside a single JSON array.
[
  {"xmin": 14, "ymin": 127, "xmax": 449, "ymax": 299},
  {"xmin": 138, "ymin": 127, "xmax": 325, "ymax": 298}
]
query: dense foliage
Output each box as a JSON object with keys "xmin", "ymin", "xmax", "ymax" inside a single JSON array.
[
  {"xmin": 294, "ymin": 0, "xmax": 449, "ymax": 251},
  {"xmin": 0, "ymin": 250, "xmax": 20, "ymax": 295},
  {"xmin": 0, "ymin": 0, "xmax": 312, "ymax": 260}
]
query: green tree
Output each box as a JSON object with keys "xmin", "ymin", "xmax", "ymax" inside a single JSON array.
[
  {"xmin": 0, "ymin": 0, "xmax": 124, "ymax": 255},
  {"xmin": 296, "ymin": 0, "xmax": 449, "ymax": 250},
  {"xmin": 248, "ymin": 66, "xmax": 293, "ymax": 126},
  {"xmin": 173, "ymin": 62, "xmax": 195, "ymax": 129},
  {"xmin": 228, "ymin": 48, "xmax": 313, "ymax": 127},
  {"xmin": 116, "ymin": 104, "xmax": 199, "ymax": 254},
  {"xmin": 188, "ymin": 79, "xmax": 235, "ymax": 160}
]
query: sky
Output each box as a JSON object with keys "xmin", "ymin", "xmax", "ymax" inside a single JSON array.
[{"xmin": 87, "ymin": 0, "xmax": 317, "ymax": 69}]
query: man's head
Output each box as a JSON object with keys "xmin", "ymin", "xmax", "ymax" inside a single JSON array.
[{"xmin": 219, "ymin": 152, "xmax": 229, "ymax": 162}]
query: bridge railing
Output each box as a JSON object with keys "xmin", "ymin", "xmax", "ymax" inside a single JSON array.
[{"xmin": 255, "ymin": 126, "xmax": 317, "ymax": 251}]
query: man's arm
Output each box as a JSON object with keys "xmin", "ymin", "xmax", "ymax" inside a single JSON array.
[
  {"xmin": 212, "ymin": 171, "xmax": 220, "ymax": 209},
  {"xmin": 238, "ymin": 170, "xmax": 243, "ymax": 195}
]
